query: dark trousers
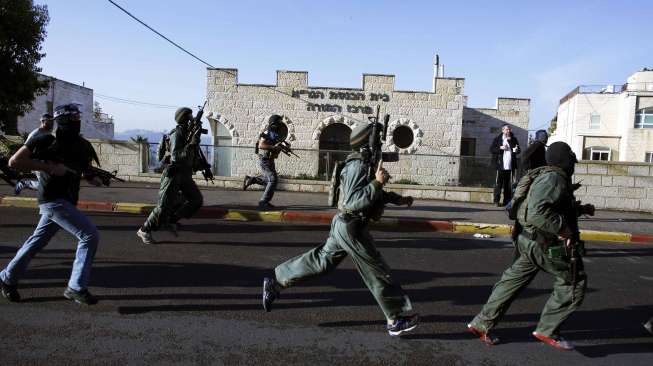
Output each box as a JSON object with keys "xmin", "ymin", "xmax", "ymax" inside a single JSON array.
[
  {"xmin": 494, "ymin": 170, "xmax": 513, "ymax": 205},
  {"xmin": 143, "ymin": 169, "xmax": 203, "ymax": 232}
]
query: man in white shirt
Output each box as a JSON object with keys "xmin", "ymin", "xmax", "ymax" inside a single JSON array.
[
  {"xmin": 14, "ymin": 113, "xmax": 54, "ymax": 195},
  {"xmin": 490, "ymin": 124, "xmax": 520, "ymax": 206}
]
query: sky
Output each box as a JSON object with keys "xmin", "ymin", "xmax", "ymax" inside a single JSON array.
[{"xmin": 35, "ymin": 0, "xmax": 652, "ymax": 133}]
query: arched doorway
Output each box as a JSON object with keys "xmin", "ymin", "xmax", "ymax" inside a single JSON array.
[
  {"xmin": 214, "ymin": 122, "xmax": 232, "ymax": 176},
  {"xmin": 319, "ymin": 123, "xmax": 351, "ymax": 178}
]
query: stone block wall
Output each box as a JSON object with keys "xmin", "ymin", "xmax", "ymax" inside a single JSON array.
[
  {"xmin": 94, "ymin": 142, "xmax": 652, "ymax": 212},
  {"xmin": 462, "ymin": 98, "xmax": 530, "ymax": 157},
  {"xmin": 88, "ymin": 139, "xmax": 144, "ymax": 177},
  {"xmin": 573, "ymin": 161, "xmax": 653, "ymax": 212},
  {"xmin": 460, "ymin": 98, "xmax": 530, "ymax": 186},
  {"xmin": 206, "ymin": 68, "xmax": 466, "ymax": 185}
]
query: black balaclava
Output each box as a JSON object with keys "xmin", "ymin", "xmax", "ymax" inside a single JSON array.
[
  {"xmin": 534, "ymin": 130, "xmax": 548, "ymax": 144},
  {"xmin": 546, "ymin": 141, "xmax": 577, "ymax": 176},
  {"xmin": 54, "ymin": 104, "xmax": 82, "ymax": 141}
]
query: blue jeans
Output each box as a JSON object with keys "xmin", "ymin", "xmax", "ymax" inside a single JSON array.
[
  {"xmin": 250, "ymin": 157, "xmax": 278, "ymax": 203},
  {"xmin": 0, "ymin": 199, "xmax": 99, "ymax": 291}
]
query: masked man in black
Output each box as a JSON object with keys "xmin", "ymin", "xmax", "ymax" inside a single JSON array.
[{"xmin": 1, "ymin": 104, "xmax": 102, "ymax": 305}]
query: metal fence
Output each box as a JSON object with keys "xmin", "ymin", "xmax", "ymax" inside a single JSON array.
[{"xmin": 145, "ymin": 143, "xmax": 498, "ymax": 188}]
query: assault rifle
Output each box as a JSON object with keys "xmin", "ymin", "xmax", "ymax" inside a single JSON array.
[
  {"xmin": 187, "ymin": 101, "xmax": 214, "ymax": 183},
  {"xmin": 86, "ymin": 166, "xmax": 125, "ymax": 186},
  {"xmin": 367, "ymin": 105, "xmax": 398, "ymax": 181},
  {"xmin": 567, "ymin": 197, "xmax": 593, "ymax": 301},
  {"xmin": 276, "ymin": 140, "xmax": 300, "ymax": 158}
]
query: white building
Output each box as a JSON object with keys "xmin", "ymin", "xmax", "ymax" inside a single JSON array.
[
  {"xmin": 17, "ymin": 75, "xmax": 115, "ymax": 140},
  {"xmin": 551, "ymin": 69, "xmax": 653, "ymax": 163},
  {"xmin": 205, "ymin": 59, "xmax": 529, "ymax": 186}
]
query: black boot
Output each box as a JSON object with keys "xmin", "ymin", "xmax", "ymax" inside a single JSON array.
[{"xmin": 262, "ymin": 277, "xmax": 281, "ymax": 312}]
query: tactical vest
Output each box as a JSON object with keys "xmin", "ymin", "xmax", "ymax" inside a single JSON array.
[
  {"xmin": 157, "ymin": 133, "xmax": 171, "ymax": 163},
  {"xmin": 511, "ymin": 166, "xmax": 569, "ymax": 224}
]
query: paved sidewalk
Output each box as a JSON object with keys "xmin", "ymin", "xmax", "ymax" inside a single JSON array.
[{"xmin": 2, "ymin": 181, "xmax": 652, "ymax": 242}]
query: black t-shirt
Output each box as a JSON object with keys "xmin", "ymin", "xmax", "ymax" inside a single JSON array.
[{"xmin": 25, "ymin": 134, "xmax": 95, "ymax": 205}]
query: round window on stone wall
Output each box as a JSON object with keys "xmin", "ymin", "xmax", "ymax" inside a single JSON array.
[{"xmin": 392, "ymin": 125, "xmax": 414, "ymax": 149}]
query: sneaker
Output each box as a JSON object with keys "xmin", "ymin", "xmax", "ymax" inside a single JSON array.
[
  {"xmin": 258, "ymin": 201, "xmax": 276, "ymax": 210},
  {"xmin": 63, "ymin": 287, "xmax": 98, "ymax": 305},
  {"xmin": 262, "ymin": 277, "xmax": 280, "ymax": 312},
  {"xmin": 643, "ymin": 320, "xmax": 653, "ymax": 336},
  {"xmin": 137, "ymin": 228, "xmax": 156, "ymax": 244},
  {"xmin": 467, "ymin": 323, "xmax": 499, "ymax": 345},
  {"xmin": 532, "ymin": 331, "xmax": 574, "ymax": 351},
  {"xmin": 243, "ymin": 176, "xmax": 252, "ymax": 191},
  {"xmin": 387, "ymin": 314, "xmax": 419, "ymax": 336},
  {"xmin": 0, "ymin": 280, "xmax": 20, "ymax": 302},
  {"xmin": 14, "ymin": 179, "xmax": 25, "ymax": 195}
]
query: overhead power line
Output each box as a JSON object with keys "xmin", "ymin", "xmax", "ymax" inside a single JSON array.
[
  {"xmin": 105, "ymin": 0, "xmax": 458, "ymax": 155},
  {"xmin": 96, "ymin": 93, "xmax": 178, "ymax": 109},
  {"xmin": 107, "ymin": 0, "xmax": 214, "ymax": 68}
]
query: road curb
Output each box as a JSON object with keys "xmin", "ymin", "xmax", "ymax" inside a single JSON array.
[
  {"xmin": 452, "ymin": 222, "xmax": 513, "ymax": 236},
  {"xmin": 0, "ymin": 196, "xmax": 39, "ymax": 208},
  {"xmin": 0, "ymin": 196, "xmax": 650, "ymax": 244}
]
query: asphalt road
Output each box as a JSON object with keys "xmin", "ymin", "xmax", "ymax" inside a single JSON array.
[{"xmin": 0, "ymin": 207, "xmax": 652, "ymax": 365}]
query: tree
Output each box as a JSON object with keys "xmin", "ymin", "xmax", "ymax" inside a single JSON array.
[
  {"xmin": 548, "ymin": 115, "xmax": 558, "ymax": 135},
  {"xmin": 0, "ymin": 1, "xmax": 50, "ymax": 135},
  {"xmin": 93, "ymin": 101, "xmax": 103, "ymax": 120},
  {"xmin": 130, "ymin": 135, "xmax": 149, "ymax": 144}
]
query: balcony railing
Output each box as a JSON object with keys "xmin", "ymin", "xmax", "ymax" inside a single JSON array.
[{"xmin": 559, "ymin": 84, "xmax": 625, "ymax": 104}]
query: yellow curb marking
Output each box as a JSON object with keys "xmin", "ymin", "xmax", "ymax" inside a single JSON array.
[
  {"xmin": 0, "ymin": 196, "xmax": 39, "ymax": 208},
  {"xmin": 453, "ymin": 222, "xmax": 512, "ymax": 235},
  {"xmin": 114, "ymin": 202, "xmax": 155, "ymax": 214},
  {"xmin": 224, "ymin": 210, "xmax": 283, "ymax": 222},
  {"xmin": 580, "ymin": 230, "xmax": 631, "ymax": 243}
]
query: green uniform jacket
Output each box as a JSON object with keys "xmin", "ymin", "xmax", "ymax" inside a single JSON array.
[
  {"xmin": 517, "ymin": 168, "xmax": 576, "ymax": 238},
  {"xmin": 169, "ymin": 125, "xmax": 197, "ymax": 172},
  {"xmin": 338, "ymin": 155, "xmax": 383, "ymax": 216}
]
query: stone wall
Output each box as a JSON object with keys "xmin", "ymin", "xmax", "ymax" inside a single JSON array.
[
  {"xmin": 206, "ymin": 69, "xmax": 471, "ymax": 185},
  {"xmin": 574, "ymin": 161, "xmax": 653, "ymax": 212},
  {"xmin": 88, "ymin": 139, "xmax": 144, "ymax": 177},
  {"xmin": 460, "ymin": 98, "xmax": 530, "ymax": 186},
  {"xmin": 462, "ymin": 98, "xmax": 530, "ymax": 155},
  {"xmin": 92, "ymin": 141, "xmax": 652, "ymax": 212}
]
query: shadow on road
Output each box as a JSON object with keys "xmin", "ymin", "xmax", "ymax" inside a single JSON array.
[{"xmin": 400, "ymin": 305, "xmax": 653, "ymax": 358}]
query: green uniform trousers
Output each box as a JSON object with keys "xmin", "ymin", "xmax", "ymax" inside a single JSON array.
[
  {"xmin": 470, "ymin": 234, "xmax": 587, "ymax": 337},
  {"xmin": 143, "ymin": 167, "xmax": 203, "ymax": 231},
  {"xmin": 275, "ymin": 215, "xmax": 412, "ymax": 320}
]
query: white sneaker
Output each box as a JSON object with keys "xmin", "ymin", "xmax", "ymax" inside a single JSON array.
[
  {"xmin": 137, "ymin": 228, "xmax": 156, "ymax": 244},
  {"xmin": 644, "ymin": 320, "xmax": 653, "ymax": 336}
]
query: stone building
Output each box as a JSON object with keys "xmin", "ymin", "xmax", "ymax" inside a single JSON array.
[
  {"xmin": 17, "ymin": 74, "xmax": 114, "ymax": 140},
  {"xmin": 550, "ymin": 69, "xmax": 653, "ymax": 163},
  {"xmin": 205, "ymin": 64, "xmax": 529, "ymax": 185}
]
